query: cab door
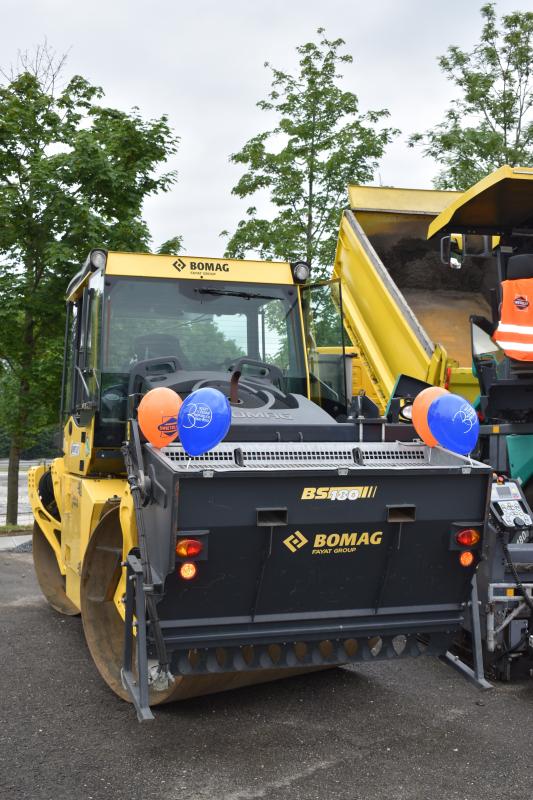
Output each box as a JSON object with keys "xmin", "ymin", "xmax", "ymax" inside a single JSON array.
[{"xmin": 300, "ymin": 279, "xmax": 349, "ymax": 418}]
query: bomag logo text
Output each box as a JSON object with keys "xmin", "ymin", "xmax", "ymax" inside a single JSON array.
[
  {"xmin": 312, "ymin": 531, "xmax": 382, "ymax": 555},
  {"xmin": 283, "ymin": 529, "xmax": 383, "ymax": 555},
  {"xmin": 301, "ymin": 486, "xmax": 377, "ymax": 501},
  {"xmin": 172, "ymin": 259, "xmax": 230, "ymax": 273},
  {"xmin": 233, "ymin": 409, "xmax": 293, "ymax": 420},
  {"xmin": 190, "ymin": 261, "xmax": 229, "ymax": 273}
]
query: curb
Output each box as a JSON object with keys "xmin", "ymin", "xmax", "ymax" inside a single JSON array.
[{"xmin": 0, "ymin": 535, "xmax": 32, "ymax": 552}]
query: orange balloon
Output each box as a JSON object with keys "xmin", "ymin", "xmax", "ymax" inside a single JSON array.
[
  {"xmin": 412, "ymin": 386, "xmax": 448, "ymax": 447},
  {"xmin": 137, "ymin": 387, "xmax": 183, "ymax": 448}
]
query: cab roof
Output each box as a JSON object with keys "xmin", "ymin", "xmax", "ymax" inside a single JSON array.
[
  {"xmin": 427, "ymin": 165, "xmax": 533, "ymax": 240},
  {"xmin": 66, "ymin": 251, "xmax": 294, "ymax": 301}
]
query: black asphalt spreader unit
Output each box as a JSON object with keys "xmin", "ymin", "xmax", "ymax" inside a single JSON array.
[
  {"xmin": 118, "ymin": 428, "xmax": 491, "ymax": 720},
  {"xmin": 36, "ymin": 251, "xmax": 494, "ymax": 722}
]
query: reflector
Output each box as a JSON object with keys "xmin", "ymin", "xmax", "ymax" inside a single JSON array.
[
  {"xmin": 179, "ymin": 561, "xmax": 197, "ymax": 580},
  {"xmin": 459, "ymin": 550, "xmax": 475, "ymax": 567}
]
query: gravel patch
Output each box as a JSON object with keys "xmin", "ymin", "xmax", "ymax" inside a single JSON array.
[{"xmin": 11, "ymin": 539, "xmax": 33, "ymax": 553}]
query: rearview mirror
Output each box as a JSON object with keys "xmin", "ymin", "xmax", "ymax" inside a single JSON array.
[
  {"xmin": 440, "ymin": 233, "xmax": 495, "ymax": 269},
  {"xmin": 440, "ymin": 235, "xmax": 463, "ymax": 269}
]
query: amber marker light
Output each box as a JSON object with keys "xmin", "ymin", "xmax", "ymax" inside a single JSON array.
[
  {"xmin": 459, "ymin": 551, "xmax": 475, "ymax": 568},
  {"xmin": 455, "ymin": 529, "xmax": 480, "ymax": 547},
  {"xmin": 176, "ymin": 538, "xmax": 203, "ymax": 558},
  {"xmin": 179, "ymin": 561, "xmax": 197, "ymax": 580}
]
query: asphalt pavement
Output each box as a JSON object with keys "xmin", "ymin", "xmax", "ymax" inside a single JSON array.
[{"xmin": 1, "ymin": 550, "xmax": 532, "ymax": 800}]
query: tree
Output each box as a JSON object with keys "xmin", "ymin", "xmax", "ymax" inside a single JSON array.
[
  {"xmin": 0, "ymin": 45, "xmax": 180, "ymax": 523},
  {"xmin": 409, "ymin": 3, "xmax": 533, "ymax": 190},
  {"xmin": 222, "ymin": 29, "xmax": 398, "ymax": 276}
]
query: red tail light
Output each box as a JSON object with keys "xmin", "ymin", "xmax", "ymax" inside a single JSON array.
[
  {"xmin": 176, "ymin": 538, "xmax": 203, "ymax": 558},
  {"xmin": 455, "ymin": 528, "xmax": 480, "ymax": 547},
  {"xmin": 179, "ymin": 561, "xmax": 197, "ymax": 580}
]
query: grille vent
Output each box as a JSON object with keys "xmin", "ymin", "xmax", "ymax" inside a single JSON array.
[{"xmin": 159, "ymin": 442, "xmax": 438, "ymax": 472}]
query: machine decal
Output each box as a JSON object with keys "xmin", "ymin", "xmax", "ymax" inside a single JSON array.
[
  {"xmin": 312, "ymin": 531, "xmax": 383, "ymax": 555},
  {"xmin": 283, "ymin": 529, "xmax": 383, "ymax": 555},
  {"xmin": 172, "ymin": 258, "xmax": 187, "ymax": 272},
  {"xmin": 172, "ymin": 258, "xmax": 230, "ymax": 274},
  {"xmin": 190, "ymin": 261, "xmax": 229, "ymax": 273},
  {"xmin": 300, "ymin": 485, "xmax": 377, "ymax": 501},
  {"xmin": 231, "ymin": 408, "xmax": 294, "ymax": 419},
  {"xmin": 283, "ymin": 530, "xmax": 308, "ymax": 552},
  {"xmin": 70, "ymin": 443, "xmax": 80, "ymax": 456},
  {"xmin": 232, "ymin": 408, "xmax": 293, "ymax": 419}
]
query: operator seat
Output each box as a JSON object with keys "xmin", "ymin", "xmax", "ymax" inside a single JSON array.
[
  {"xmin": 132, "ymin": 333, "xmax": 189, "ymax": 369},
  {"xmin": 506, "ymin": 253, "xmax": 533, "ymax": 280},
  {"xmin": 475, "ymin": 252, "xmax": 533, "ymax": 421},
  {"xmin": 500, "ymin": 254, "xmax": 533, "ymax": 373}
]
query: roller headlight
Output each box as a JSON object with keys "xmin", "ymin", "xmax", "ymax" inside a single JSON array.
[
  {"xmin": 291, "ymin": 261, "xmax": 310, "ymax": 283},
  {"xmin": 90, "ymin": 249, "xmax": 107, "ymax": 270}
]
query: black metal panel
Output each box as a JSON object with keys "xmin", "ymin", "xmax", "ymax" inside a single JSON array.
[{"xmin": 143, "ymin": 461, "xmax": 489, "ymax": 636}]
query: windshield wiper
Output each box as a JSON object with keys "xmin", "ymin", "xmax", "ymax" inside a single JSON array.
[{"xmin": 196, "ymin": 288, "xmax": 279, "ymax": 300}]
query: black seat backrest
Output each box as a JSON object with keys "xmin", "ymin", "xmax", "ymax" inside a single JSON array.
[{"xmin": 506, "ymin": 253, "xmax": 533, "ymax": 280}]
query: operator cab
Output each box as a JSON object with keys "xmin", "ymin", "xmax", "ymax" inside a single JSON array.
[
  {"xmin": 60, "ymin": 251, "xmax": 357, "ymax": 467},
  {"xmin": 429, "ymin": 166, "xmax": 533, "ymax": 422}
]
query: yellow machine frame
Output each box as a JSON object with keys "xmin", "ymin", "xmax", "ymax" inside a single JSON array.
[{"xmin": 30, "ymin": 252, "xmax": 310, "ymax": 616}]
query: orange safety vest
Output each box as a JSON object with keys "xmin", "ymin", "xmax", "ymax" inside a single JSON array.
[{"xmin": 493, "ymin": 278, "xmax": 533, "ymax": 361}]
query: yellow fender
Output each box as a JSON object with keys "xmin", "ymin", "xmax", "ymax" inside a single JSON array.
[{"xmin": 28, "ymin": 460, "xmax": 65, "ymax": 573}]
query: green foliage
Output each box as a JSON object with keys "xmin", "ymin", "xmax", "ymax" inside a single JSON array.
[
  {"xmin": 0, "ymin": 427, "xmax": 9, "ymax": 458},
  {"xmin": 0, "ymin": 425, "xmax": 60, "ymax": 459},
  {"xmin": 0, "ymin": 46, "xmax": 180, "ymax": 452},
  {"xmin": 222, "ymin": 29, "xmax": 398, "ymax": 276},
  {"xmin": 409, "ymin": 3, "xmax": 533, "ymax": 190},
  {"xmin": 158, "ymin": 235, "xmax": 184, "ymax": 254}
]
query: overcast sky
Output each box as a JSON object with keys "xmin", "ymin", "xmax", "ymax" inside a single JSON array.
[{"xmin": 0, "ymin": 0, "xmax": 526, "ymax": 256}]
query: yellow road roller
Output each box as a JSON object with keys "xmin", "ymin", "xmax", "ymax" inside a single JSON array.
[{"xmin": 29, "ymin": 248, "xmax": 491, "ymax": 720}]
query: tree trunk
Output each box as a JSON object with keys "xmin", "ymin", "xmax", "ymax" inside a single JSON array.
[
  {"xmin": 6, "ymin": 311, "xmax": 35, "ymax": 526},
  {"xmin": 6, "ymin": 439, "xmax": 21, "ymax": 525}
]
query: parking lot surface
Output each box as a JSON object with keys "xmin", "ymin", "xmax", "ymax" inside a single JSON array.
[{"xmin": 1, "ymin": 550, "xmax": 532, "ymax": 800}]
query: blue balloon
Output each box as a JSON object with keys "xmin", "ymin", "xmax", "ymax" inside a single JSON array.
[
  {"xmin": 177, "ymin": 387, "xmax": 231, "ymax": 456},
  {"xmin": 427, "ymin": 393, "xmax": 479, "ymax": 455}
]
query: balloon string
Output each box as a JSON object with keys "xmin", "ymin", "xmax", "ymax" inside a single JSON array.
[{"xmin": 186, "ymin": 458, "xmax": 191, "ymax": 471}]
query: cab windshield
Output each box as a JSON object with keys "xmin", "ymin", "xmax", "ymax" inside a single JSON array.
[{"xmin": 101, "ymin": 277, "xmax": 306, "ymax": 419}]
